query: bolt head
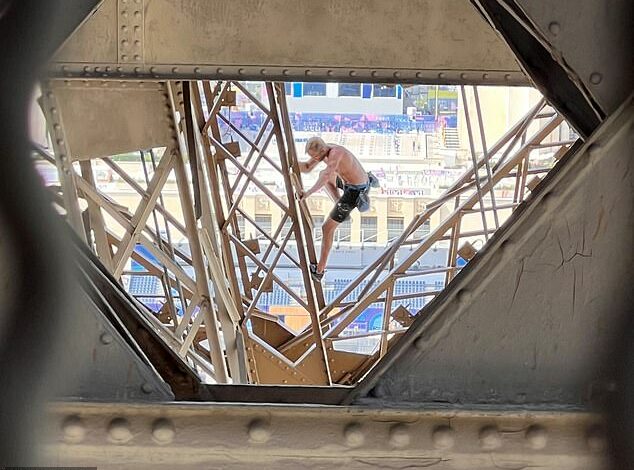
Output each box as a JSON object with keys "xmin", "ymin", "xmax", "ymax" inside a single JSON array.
[
  {"xmin": 548, "ymin": 21, "xmax": 561, "ymax": 36},
  {"xmin": 152, "ymin": 418, "xmax": 175, "ymax": 444},
  {"xmin": 61, "ymin": 415, "xmax": 85, "ymax": 443},
  {"xmin": 248, "ymin": 419, "xmax": 270, "ymax": 443},
  {"xmin": 432, "ymin": 425, "xmax": 455, "ymax": 449},
  {"xmin": 389, "ymin": 423, "xmax": 410, "ymax": 448},
  {"xmin": 344, "ymin": 423, "xmax": 365, "ymax": 447},
  {"xmin": 479, "ymin": 425, "xmax": 502, "ymax": 450}
]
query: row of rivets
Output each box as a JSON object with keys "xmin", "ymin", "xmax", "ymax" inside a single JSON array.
[
  {"xmin": 60, "ymin": 414, "xmax": 607, "ymax": 452},
  {"xmin": 119, "ymin": 0, "xmax": 143, "ymax": 63},
  {"xmin": 62, "ymin": 416, "xmax": 176, "ymax": 445},
  {"xmin": 53, "ymin": 64, "xmax": 523, "ymax": 84}
]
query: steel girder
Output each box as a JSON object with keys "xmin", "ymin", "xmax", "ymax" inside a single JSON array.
[
  {"xmin": 48, "ymin": 0, "xmax": 527, "ymax": 85},
  {"xmin": 349, "ymin": 94, "xmax": 633, "ymax": 410},
  {"xmin": 43, "ymin": 402, "xmax": 608, "ymax": 469}
]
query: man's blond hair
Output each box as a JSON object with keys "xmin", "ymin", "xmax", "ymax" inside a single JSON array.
[{"xmin": 305, "ymin": 136, "xmax": 326, "ymax": 155}]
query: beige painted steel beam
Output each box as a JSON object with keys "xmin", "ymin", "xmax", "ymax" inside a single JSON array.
[
  {"xmin": 44, "ymin": 402, "xmax": 607, "ymax": 469},
  {"xmin": 49, "ymin": 0, "xmax": 526, "ymax": 85}
]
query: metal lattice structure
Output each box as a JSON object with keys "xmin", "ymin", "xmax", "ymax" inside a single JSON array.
[{"xmin": 34, "ymin": 78, "xmax": 571, "ymax": 386}]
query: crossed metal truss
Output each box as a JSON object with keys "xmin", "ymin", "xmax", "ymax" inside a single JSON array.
[{"xmin": 35, "ymin": 80, "xmax": 572, "ymax": 386}]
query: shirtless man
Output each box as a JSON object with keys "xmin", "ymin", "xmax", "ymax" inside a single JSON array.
[{"xmin": 299, "ymin": 136, "xmax": 378, "ymax": 282}]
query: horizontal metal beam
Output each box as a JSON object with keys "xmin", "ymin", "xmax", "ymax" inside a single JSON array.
[
  {"xmin": 45, "ymin": 401, "xmax": 607, "ymax": 469},
  {"xmin": 49, "ymin": 0, "xmax": 528, "ymax": 85}
]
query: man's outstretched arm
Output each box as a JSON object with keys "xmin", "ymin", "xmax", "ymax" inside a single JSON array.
[{"xmin": 299, "ymin": 158, "xmax": 320, "ymax": 173}]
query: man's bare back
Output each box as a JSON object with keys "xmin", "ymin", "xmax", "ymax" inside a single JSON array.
[{"xmin": 323, "ymin": 144, "xmax": 367, "ymax": 185}]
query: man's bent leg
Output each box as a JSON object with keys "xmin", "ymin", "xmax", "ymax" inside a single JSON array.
[{"xmin": 317, "ymin": 218, "xmax": 338, "ymax": 273}]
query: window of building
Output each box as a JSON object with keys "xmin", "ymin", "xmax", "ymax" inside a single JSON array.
[
  {"xmin": 414, "ymin": 219, "xmax": 431, "ymax": 239},
  {"xmin": 254, "ymin": 214, "xmax": 272, "ymax": 239},
  {"xmin": 284, "ymin": 82, "xmax": 292, "ymax": 95},
  {"xmin": 373, "ymin": 84, "xmax": 397, "ymax": 98},
  {"xmin": 312, "ymin": 216, "xmax": 324, "ymax": 240},
  {"xmin": 338, "ymin": 83, "xmax": 361, "ymax": 97},
  {"xmin": 387, "ymin": 217, "xmax": 404, "ymax": 242},
  {"xmin": 336, "ymin": 218, "xmax": 352, "ymax": 242},
  {"xmin": 361, "ymin": 216, "xmax": 378, "ymax": 243},
  {"xmin": 280, "ymin": 217, "xmax": 293, "ymax": 240},
  {"xmin": 303, "ymin": 83, "xmax": 327, "ymax": 97}
]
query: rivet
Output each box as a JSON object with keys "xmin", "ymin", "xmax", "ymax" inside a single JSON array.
[
  {"xmin": 53, "ymin": 124, "xmax": 61, "ymax": 131},
  {"xmin": 59, "ymin": 154, "xmax": 67, "ymax": 161},
  {"xmin": 393, "ymin": 71, "xmax": 400, "ymax": 78},
  {"xmin": 46, "ymin": 91, "xmax": 54, "ymax": 99},
  {"xmin": 432, "ymin": 425, "xmax": 455, "ymax": 449},
  {"xmin": 238, "ymin": 68, "xmax": 245, "ymax": 75},
  {"xmin": 134, "ymin": 39, "xmax": 141, "ymax": 47},
  {"xmin": 389, "ymin": 423, "xmax": 410, "ymax": 448},
  {"xmin": 121, "ymin": 55, "xmax": 128, "ymax": 61},
  {"xmin": 121, "ymin": 10, "xmax": 128, "ymax": 18},
  {"xmin": 150, "ymin": 67, "xmax": 157, "ymax": 74},
  {"xmin": 460, "ymin": 72, "xmax": 468, "ymax": 80},
  {"xmin": 282, "ymin": 69, "xmax": 289, "ymax": 76},
  {"xmin": 248, "ymin": 419, "xmax": 270, "ymax": 443},
  {"xmin": 589, "ymin": 72, "xmax": 602, "ymax": 85},
  {"xmin": 344, "ymin": 423, "xmax": 365, "ymax": 447},
  {"xmin": 134, "ymin": 0, "xmax": 141, "ymax": 3},
  {"xmin": 61, "ymin": 65, "xmax": 68, "ymax": 72},
  {"xmin": 505, "ymin": 74, "xmax": 512, "ymax": 81},
  {"xmin": 415, "ymin": 72, "xmax": 423, "ymax": 79},
  {"xmin": 152, "ymin": 418, "xmax": 175, "ymax": 444},
  {"xmin": 282, "ymin": 379, "xmax": 288, "ymax": 384},
  {"xmin": 586, "ymin": 424, "xmax": 607, "ymax": 453},
  {"xmin": 349, "ymin": 70, "xmax": 357, "ymax": 77},
  {"xmin": 134, "ymin": 54, "xmax": 141, "ymax": 61},
  {"xmin": 141, "ymin": 383, "xmax": 154, "ymax": 394},
  {"xmin": 121, "ymin": 39, "xmax": 129, "ymax": 47},
  {"xmin": 438, "ymin": 72, "xmax": 445, "ymax": 79},
  {"xmin": 56, "ymin": 139, "xmax": 64, "ymax": 147},
  {"xmin": 61, "ymin": 415, "xmax": 85, "ymax": 443},
  {"xmin": 50, "ymin": 107, "xmax": 58, "ymax": 114},
  {"xmin": 482, "ymin": 73, "xmax": 489, "ymax": 79},
  {"xmin": 105, "ymin": 66, "xmax": 112, "ymax": 72},
  {"xmin": 479, "ymin": 425, "xmax": 502, "ymax": 450},
  {"xmin": 305, "ymin": 69, "xmax": 312, "ymax": 76},
  {"xmin": 108, "ymin": 417, "xmax": 133, "ymax": 444},
  {"xmin": 116, "ymin": 66, "xmax": 123, "ymax": 72},
  {"xmin": 525, "ymin": 425, "xmax": 547, "ymax": 449},
  {"xmin": 134, "ymin": 10, "xmax": 141, "ymax": 18},
  {"xmin": 217, "ymin": 67, "xmax": 224, "ymax": 74},
  {"xmin": 413, "ymin": 336, "xmax": 425, "ymax": 350},
  {"xmin": 261, "ymin": 68, "xmax": 267, "ymax": 75},
  {"xmin": 121, "ymin": 25, "xmax": 128, "ymax": 32},
  {"xmin": 457, "ymin": 289, "xmax": 472, "ymax": 304},
  {"xmin": 134, "ymin": 25, "xmax": 141, "ymax": 33},
  {"xmin": 327, "ymin": 70, "xmax": 334, "ymax": 76},
  {"xmin": 548, "ymin": 21, "xmax": 560, "ymax": 36},
  {"xmin": 194, "ymin": 67, "xmax": 201, "ymax": 74},
  {"xmin": 371, "ymin": 71, "xmax": 378, "ymax": 78},
  {"xmin": 94, "ymin": 66, "xmax": 102, "ymax": 72},
  {"xmin": 134, "ymin": 67, "xmax": 142, "ymax": 73},
  {"xmin": 83, "ymin": 66, "xmax": 91, "ymax": 72}
]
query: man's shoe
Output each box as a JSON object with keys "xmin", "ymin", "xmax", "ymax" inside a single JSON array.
[{"xmin": 310, "ymin": 264, "xmax": 324, "ymax": 282}]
